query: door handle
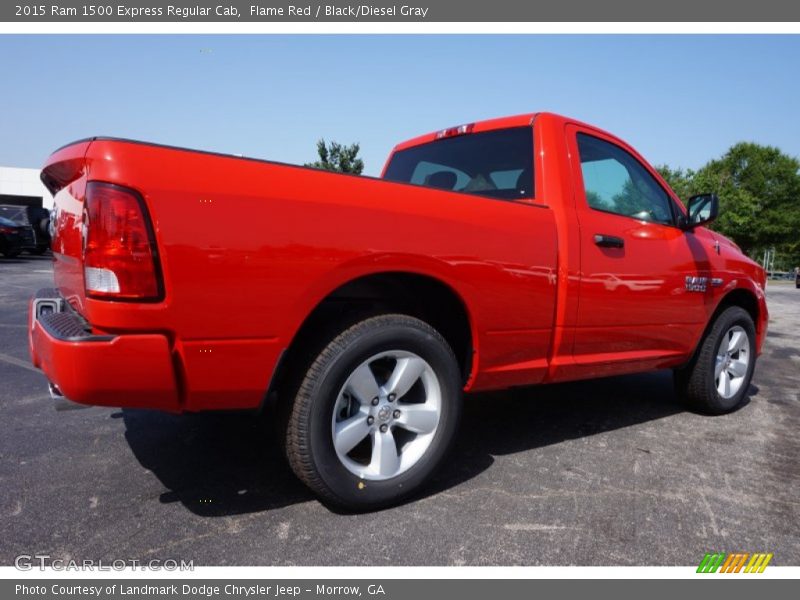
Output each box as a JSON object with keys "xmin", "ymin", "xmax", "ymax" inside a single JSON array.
[{"xmin": 594, "ymin": 234, "xmax": 625, "ymax": 249}]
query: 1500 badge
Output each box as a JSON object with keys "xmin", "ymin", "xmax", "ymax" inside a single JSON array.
[
  {"xmin": 686, "ymin": 276, "xmax": 709, "ymax": 292},
  {"xmin": 686, "ymin": 276, "xmax": 724, "ymax": 292}
]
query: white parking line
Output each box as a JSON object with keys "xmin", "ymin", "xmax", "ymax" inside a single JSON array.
[{"xmin": 0, "ymin": 352, "xmax": 39, "ymax": 373}]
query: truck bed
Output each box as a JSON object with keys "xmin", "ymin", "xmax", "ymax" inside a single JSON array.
[{"xmin": 39, "ymin": 137, "xmax": 559, "ymax": 411}]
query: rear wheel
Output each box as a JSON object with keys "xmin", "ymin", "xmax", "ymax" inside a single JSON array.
[
  {"xmin": 674, "ymin": 306, "xmax": 756, "ymax": 414},
  {"xmin": 285, "ymin": 314, "xmax": 462, "ymax": 510}
]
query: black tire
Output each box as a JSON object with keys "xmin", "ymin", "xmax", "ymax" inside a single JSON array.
[
  {"xmin": 674, "ymin": 306, "xmax": 756, "ymax": 415},
  {"xmin": 1, "ymin": 250, "xmax": 21, "ymax": 258},
  {"xmin": 285, "ymin": 314, "xmax": 462, "ymax": 510}
]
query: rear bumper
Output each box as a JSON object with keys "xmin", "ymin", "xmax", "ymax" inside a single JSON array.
[{"xmin": 28, "ymin": 289, "xmax": 180, "ymax": 411}]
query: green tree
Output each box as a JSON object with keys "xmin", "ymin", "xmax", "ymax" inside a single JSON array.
[
  {"xmin": 305, "ymin": 139, "xmax": 364, "ymax": 175},
  {"xmin": 655, "ymin": 165, "xmax": 695, "ymax": 203},
  {"xmin": 658, "ymin": 144, "xmax": 800, "ymax": 269},
  {"xmin": 695, "ymin": 143, "xmax": 800, "ymax": 264}
]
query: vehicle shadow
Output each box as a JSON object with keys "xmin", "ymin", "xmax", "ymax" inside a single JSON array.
[
  {"xmin": 422, "ymin": 371, "xmax": 755, "ymax": 503},
  {"xmin": 120, "ymin": 408, "xmax": 314, "ymax": 515},
  {"xmin": 120, "ymin": 369, "xmax": 747, "ymax": 517}
]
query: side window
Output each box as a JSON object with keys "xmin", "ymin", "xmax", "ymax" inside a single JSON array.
[{"xmin": 577, "ymin": 133, "xmax": 674, "ymax": 225}]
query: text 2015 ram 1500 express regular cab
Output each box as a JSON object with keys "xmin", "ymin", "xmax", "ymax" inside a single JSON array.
[{"xmin": 29, "ymin": 113, "xmax": 768, "ymax": 509}]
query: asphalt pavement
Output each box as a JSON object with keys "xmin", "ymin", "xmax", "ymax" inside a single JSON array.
[{"xmin": 1, "ymin": 256, "xmax": 798, "ymax": 566}]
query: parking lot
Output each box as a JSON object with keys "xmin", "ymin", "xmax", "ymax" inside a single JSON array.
[{"xmin": 1, "ymin": 257, "xmax": 798, "ymax": 566}]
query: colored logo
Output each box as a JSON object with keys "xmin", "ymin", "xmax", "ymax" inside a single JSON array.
[{"xmin": 697, "ymin": 552, "xmax": 773, "ymax": 573}]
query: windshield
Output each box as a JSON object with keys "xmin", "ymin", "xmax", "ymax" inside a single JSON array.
[
  {"xmin": 0, "ymin": 216, "xmax": 19, "ymax": 227},
  {"xmin": 383, "ymin": 126, "xmax": 534, "ymax": 201},
  {"xmin": 0, "ymin": 205, "xmax": 29, "ymax": 225}
]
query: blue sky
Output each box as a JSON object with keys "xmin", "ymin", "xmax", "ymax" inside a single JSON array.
[{"xmin": 1, "ymin": 35, "xmax": 798, "ymax": 175}]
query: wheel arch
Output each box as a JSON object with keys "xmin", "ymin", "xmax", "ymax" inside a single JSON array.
[
  {"xmin": 687, "ymin": 284, "xmax": 764, "ymax": 367},
  {"xmin": 715, "ymin": 287, "xmax": 760, "ymax": 330},
  {"xmin": 265, "ymin": 269, "xmax": 478, "ymax": 411}
]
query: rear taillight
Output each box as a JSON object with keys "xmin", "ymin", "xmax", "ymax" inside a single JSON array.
[
  {"xmin": 0, "ymin": 226, "xmax": 15, "ymax": 234},
  {"xmin": 83, "ymin": 182, "xmax": 162, "ymax": 300}
]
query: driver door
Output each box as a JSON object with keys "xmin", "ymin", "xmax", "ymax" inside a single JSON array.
[{"xmin": 566, "ymin": 124, "xmax": 710, "ymax": 373}]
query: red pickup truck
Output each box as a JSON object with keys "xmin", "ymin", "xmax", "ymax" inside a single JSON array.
[{"xmin": 29, "ymin": 113, "xmax": 768, "ymax": 509}]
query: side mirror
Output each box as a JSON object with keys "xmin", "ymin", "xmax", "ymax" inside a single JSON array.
[{"xmin": 683, "ymin": 193, "xmax": 719, "ymax": 229}]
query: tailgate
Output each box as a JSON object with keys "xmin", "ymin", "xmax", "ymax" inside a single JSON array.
[{"xmin": 41, "ymin": 139, "xmax": 93, "ymax": 315}]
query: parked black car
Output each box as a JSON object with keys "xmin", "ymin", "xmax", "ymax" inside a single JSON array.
[
  {"xmin": 0, "ymin": 216, "xmax": 25, "ymax": 258},
  {"xmin": 26, "ymin": 206, "xmax": 52, "ymax": 254},
  {"xmin": 0, "ymin": 205, "xmax": 50, "ymax": 254},
  {"xmin": 796, "ymin": 270, "xmax": 799, "ymax": 289}
]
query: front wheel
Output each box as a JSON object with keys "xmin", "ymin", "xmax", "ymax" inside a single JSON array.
[
  {"xmin": 285, "ymin": 314, "xmax": 462, "ymax": 510},
  {"xmin": 674, "ymin": 306, "xmax": 756, "ymax": 415}
]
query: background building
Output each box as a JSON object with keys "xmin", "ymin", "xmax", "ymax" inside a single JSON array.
[{"xmin": 0, "ymin": 166, "xmax": 52, "ymax": 211}]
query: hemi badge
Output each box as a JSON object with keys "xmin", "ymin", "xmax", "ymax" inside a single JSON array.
[{"xmin": 711, "ymin": 278, "xmax": 724, "ymax": 287}]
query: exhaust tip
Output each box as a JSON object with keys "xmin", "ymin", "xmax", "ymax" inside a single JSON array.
[{"xmin": 49, "ymin": 382, "xmax": 87, "ymax": 411}]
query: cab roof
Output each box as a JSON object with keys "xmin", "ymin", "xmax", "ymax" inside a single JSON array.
[
  {"xmin": 392, "ymin": 113, "xmax": 538, "ymax": 153},
  {"xmin": 390, "ymin": 112, "xmax": 620, "ymax": 155}
]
